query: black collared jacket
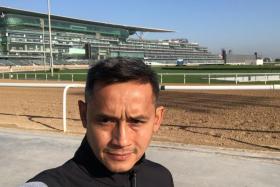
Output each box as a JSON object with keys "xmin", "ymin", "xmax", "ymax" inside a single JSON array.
[{"xmin": 25, "ymin": 137, "xmax": 174, "ymax": 187}]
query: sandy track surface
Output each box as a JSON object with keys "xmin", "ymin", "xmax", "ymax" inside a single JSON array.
[{"xmin": 0, "ymin": 82, "xmax": 279, "ymax": 152}]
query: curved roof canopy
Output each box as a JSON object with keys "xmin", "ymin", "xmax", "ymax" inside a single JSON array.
[{"xmin": 0, "ymin": 6, "xmax": 174, "ymax": 34}]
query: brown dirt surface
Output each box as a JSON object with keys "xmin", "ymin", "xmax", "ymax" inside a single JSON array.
[{"xmin": 0, "ymin": 81, "xmax": 280, "ymax": 152}]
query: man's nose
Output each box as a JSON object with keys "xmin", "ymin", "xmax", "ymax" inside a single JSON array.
[{"xmin": 111, "ymin": 121, "xmax": 130, "ymax": 147}]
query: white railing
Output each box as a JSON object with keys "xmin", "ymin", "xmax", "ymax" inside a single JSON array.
[
  {"xmin": 161, "ymin": 85, "xmax": 280, "ymax": 90},
  {"xmin": 1, "ymin": 82, "xmax": 280, "ymax": 133},
  {"xmin": 0, "ymin": 83, "xmax": 85, "ymax": 132},
  {"xmin": 2, "ymin": 72, "xmax": 280, "ymax": 85}
]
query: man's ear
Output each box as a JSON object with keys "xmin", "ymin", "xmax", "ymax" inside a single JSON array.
[
  {"xmin": 153, "ymin": 106, "xmax": 165, "ymax": 133},
  {"xmin": 78, "ymin": 100, "xmax": 87, "ymax": 129}
]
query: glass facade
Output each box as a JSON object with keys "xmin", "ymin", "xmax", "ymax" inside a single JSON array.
[{"xmin": 0, "ymin": 7, "xmax": 222, "ymax": 65}]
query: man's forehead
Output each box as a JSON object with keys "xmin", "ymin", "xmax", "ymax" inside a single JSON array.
[
  {"xmin": 92, "ymin": 81, "xmax": 153, "ymax": 96},
  {"xmin": 87, "ymin": 82, "xmax": 155, "ymax": 108},
  {"xmin": 86, "ymin": 81, "xmax": 157, "ymax": 106}
]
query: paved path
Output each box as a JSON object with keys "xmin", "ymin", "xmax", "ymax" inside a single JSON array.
[{"xmin": 1, "ymin": 128, "xmax": 280, "ymax": 187}]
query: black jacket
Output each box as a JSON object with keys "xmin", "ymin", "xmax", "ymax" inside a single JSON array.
[{"xmin": 27, "ymin": 137, "xmax": 174, "ymax": 187}]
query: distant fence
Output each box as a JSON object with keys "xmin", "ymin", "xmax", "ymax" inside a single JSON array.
[
  {"xmin": 1, "ymin": 72, "xmax": 86, "ymax": 82},
  {"xmin": 2, "ymin": 72, "xmax": 280, "ymax": 85},
  {"xmin": 158, "ymin": 73, "xmax": 280, "ymax": 85}
]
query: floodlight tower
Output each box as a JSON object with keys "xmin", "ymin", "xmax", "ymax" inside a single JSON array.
[{"xmin": 47, "ymin": 0, "xmax": 54, "ymax": 76}]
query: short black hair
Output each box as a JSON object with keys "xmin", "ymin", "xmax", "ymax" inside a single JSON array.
[{"xmin": 85, "ymin": 57, "xmax": 159, "ymax": 103}]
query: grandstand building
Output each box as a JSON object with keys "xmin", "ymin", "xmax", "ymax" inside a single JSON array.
[
  {"xmin": 226, "ymin": 54, "xmax": 263, "ymax": 65},
  {"xmin": 0, "ymin": 6, "xmax": 222, "ymax": 66}
]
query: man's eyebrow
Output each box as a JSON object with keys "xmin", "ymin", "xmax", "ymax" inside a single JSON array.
[
  {"xmin": 94, "ymin": 114, "xmax": 119, "ymax": 120},
  {"xmin": 94, "ymin": 113, "xmax": 150, "ymax": 121},
  {"xmin": 127, "ymin": 115, "xmax": 149, "ymax": 121}
]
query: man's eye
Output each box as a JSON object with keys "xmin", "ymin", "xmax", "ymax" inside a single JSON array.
[
  {"xmin": 129, "ymin": 119, "xmax": 145, "ymax": 125},
  {"xmin": 97, "ymin": 118, "xmax": 115, "ymax": 125}
]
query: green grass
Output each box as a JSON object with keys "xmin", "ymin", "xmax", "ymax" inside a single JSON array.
[
  {"xmin": 12, "ymin": 64, "xmax": 280, "ymax": 74},
  {"xmin": 157, "ymin": 64, "xmax": 280, "ymax": 73}
]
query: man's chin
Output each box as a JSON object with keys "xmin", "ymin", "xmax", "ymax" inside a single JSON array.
[
  {"xmin": 105, "ymin": 162, "xmax": 134, "ymax": 173},
  {"xmin": 101, "ymin": 151, "xmax": 139, "ymax": 172},
  {"xmin": 102, "ymin": 157, "xmax": 137, "ymax": 173}
]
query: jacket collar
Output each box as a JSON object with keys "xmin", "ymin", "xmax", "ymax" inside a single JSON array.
[{"xmin": 73, "ymin": 136, "xmax": 145, "ymax": 186}]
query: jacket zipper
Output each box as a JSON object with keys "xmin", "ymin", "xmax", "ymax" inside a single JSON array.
[
  {"xmin": 130, "ymin": 171, "xmax": 136, "ymax": 187},
  {"xmin": 134, "ymin": 172, "xmax": 136, "ymax": 187}
]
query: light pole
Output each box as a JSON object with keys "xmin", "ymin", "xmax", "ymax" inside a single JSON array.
[
  {"xmin": 40, "ymin": 18, "xmax": 46, "ymax": 72},
  {"xmin": 47, "ymin": 0, "xmax": 54, "ymax": 76}
]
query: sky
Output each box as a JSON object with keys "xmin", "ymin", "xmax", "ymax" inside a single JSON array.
[{"xmin": 1, "ymin": 0, "xmax": 280, "ymax": 58}]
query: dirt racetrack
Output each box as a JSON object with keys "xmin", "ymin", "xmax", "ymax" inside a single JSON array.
[{"xmin": 0, "ymin": 81, "xmax": 280, "ymax": 152}]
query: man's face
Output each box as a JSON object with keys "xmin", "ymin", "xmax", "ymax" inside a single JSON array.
[{"xmin": 79, "ymin": 81, "xmax": 164, "ymax": 173}]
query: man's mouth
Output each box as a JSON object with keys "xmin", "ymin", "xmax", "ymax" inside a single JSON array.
[
  {"xmin": 104, "ymin": 148, "xmax": 137, "ymax": 161},
  {"xmin": 106, "ymin": 152, "xmax": 133, "ymax": 161}
]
